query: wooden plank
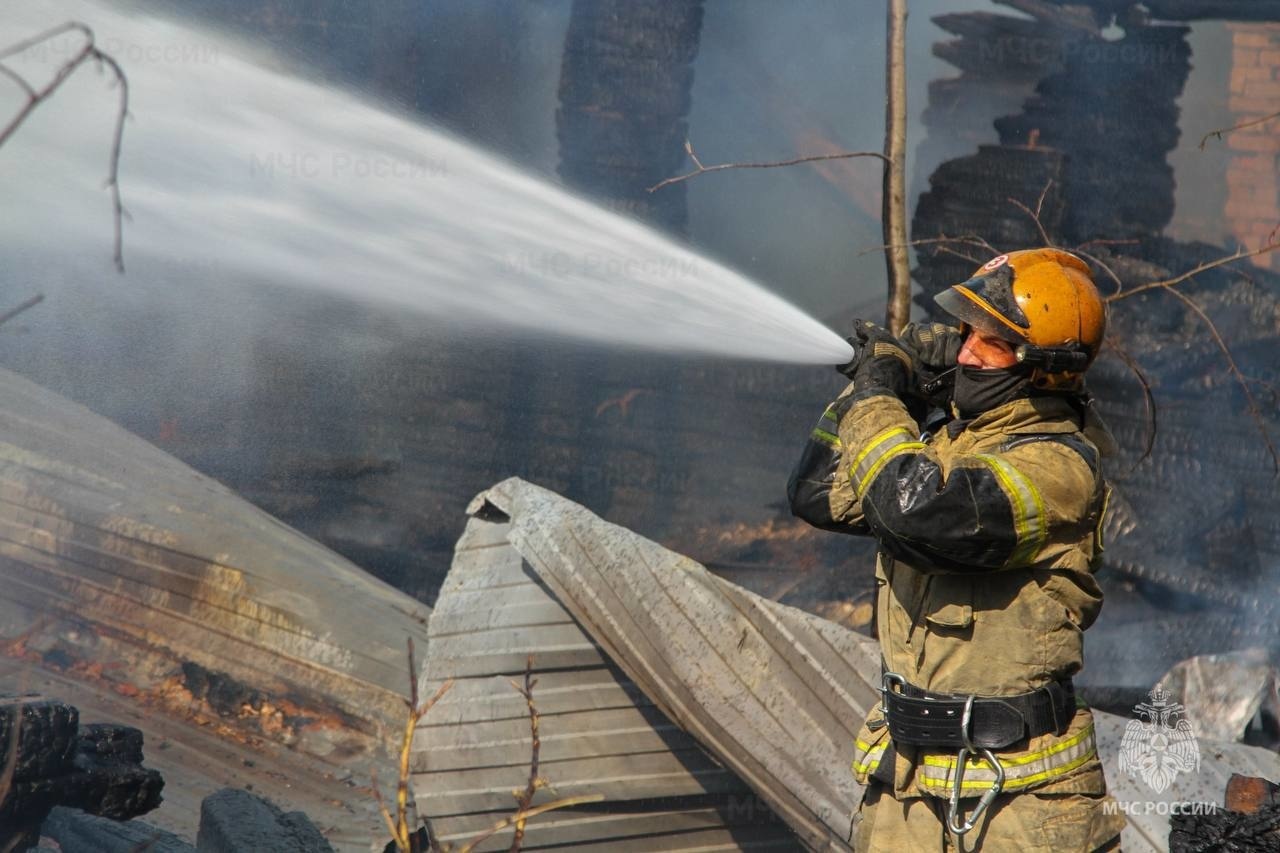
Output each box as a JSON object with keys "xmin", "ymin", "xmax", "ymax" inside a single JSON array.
[
  {"xmin": 418, "ymin": 747, "xmax": 744, "ymax": 816},
  {"xmin": 432, "ymin": 807, "xmax": 801, "ymax": 852},
  {"xmin": 415, "ymin": 511, "xmax": 789, "ymax": 849},
  {"xmin": 483, "ymin": 478, "xmax": 877, "ymax": 850},
  {"xmin": 422, "ymin": 670, "xmax": 653, "ymax": 725},
  {"xmin": 414, "ymin": 705, "xmax": 693, "ymax": 770},
  {"xmin": 427, "ymin": 623, "xmax": 608, "ymax": 677},
  {"xmin": 0, "ymin": 366, "xmax": 432, "ymax": 765},
  {"xmin": 429, "ymin": 597, "xmax": 573, "ymax": 636}
]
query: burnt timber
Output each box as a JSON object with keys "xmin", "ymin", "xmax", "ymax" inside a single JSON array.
[{"xmin": 0, "ymin": 364, "xmax": 431, "ymax": 763}]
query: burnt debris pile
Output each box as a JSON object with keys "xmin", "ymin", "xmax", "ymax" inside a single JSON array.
[
  {"xmin": 0, "ymin": 695, "xmax": 162, "ymax": 851},
  {"xmin": 1169, "ymin": 773, "xmax": 1280, "ymax": 851}
]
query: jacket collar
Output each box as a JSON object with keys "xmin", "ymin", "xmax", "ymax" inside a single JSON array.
[{"xmin": 951, "ymin": 395, "xmax": 1083, "ymax": 436}]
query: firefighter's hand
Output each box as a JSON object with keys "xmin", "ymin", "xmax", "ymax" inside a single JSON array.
[
  {"xmin": 846, "ymin": 320, "xmax": 912, "ymax": 396},
  {"xmin": 898, "ymin": 321, "xmax": 961, "ymax": 408},
  {"xmin": 898, "ymin": 322, "xmax": 962, "ymax": 372}
]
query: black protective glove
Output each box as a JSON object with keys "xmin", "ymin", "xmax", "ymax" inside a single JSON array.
[
  {"xmin": 898, "ymin": 321, "xmax": 962, "ymax": 408},
  {"xmin": 839, "ymin": 319, "xmax": 912, "ymax": 396},
  {"xmin": 898, "ymin": 322, "xmax": 962, "ymax": 372}
]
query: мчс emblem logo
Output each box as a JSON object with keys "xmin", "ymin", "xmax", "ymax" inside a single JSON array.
[{"xmin": 1118, "ymin": 685, "xmax": 1201, "ymax": 794}]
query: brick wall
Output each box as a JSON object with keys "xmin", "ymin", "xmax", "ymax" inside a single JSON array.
[{"xmin": 1226, "ymin": 24, "xmax": 1280, "ymax": 268}]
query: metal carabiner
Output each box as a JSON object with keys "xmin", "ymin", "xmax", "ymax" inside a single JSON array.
[{"xmin": 947, "ymin": 695, "xmax": 1006, "ymax": 837}]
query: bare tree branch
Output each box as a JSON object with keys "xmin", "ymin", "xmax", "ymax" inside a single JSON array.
[
  {"xmin": 934, "ymin": 244, "xmax": 985, "ymax": 266},
  {"xmin": 1162, "ymin": 286, "xmax": 1279, "ymax": 472},
  {"xmin": 1106, "ymin": 244, "xmax": 1280, "ymax": 302},
  {"xmin": 0, "ymin": 295, "xmax": 44, "ymax": 329},
  {"xmin": 1007, "ymin": 196, "xmax": 1054, "ymax": 247},
  {"xmin": 455, "ymin": 796, "xmax": 606, "ymax": 853},
  {"xmin": 1070, "ymin": 247, "xmax": 1125, "ymax": 296},
  {"xmin": 1101, "ymin": 338, "xmax": 1158, "ymax": 468},
  {"xmin": 376, "ymin": 637, "xmax": 454, "ymax": 853},
  {"xmin": 646, "ymin": 139, "xmax": 888, "ymax": 194},
  {"xmin": 508, "ymin": 656, "xmax": 542, "ymax": 853},
  {"xmin": 1199, "ymin": 110, "xmax": 1280, "ymax": 150},
  {"xmin": 0, "ymin": 22, "xmax": 130, "ymax": 272},
  {"xmin": 882, "ymin": 0, "xmax": 910, "ymax": 334},
  {"xmin": 1074, "ymin": 238, "xmax": 1140, "ymax": 251},
  {"xmin": 857, "ymin": 234, "xmax": 1000, "ymax": 259}
]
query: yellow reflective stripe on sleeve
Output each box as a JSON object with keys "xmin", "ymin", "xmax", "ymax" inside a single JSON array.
[
  {"xmin": 852, "ymin": 427, "xmax": 925, "ymax": 497},
  {"xmin": 811, "ymin": 409, "xmax": 843, "ymax": 448},
  {"xmin": 811, "ymin": 427, "xmax": 841, "ymax": 448},
  {"xmin": 973, "ymin": 453, "xmax": 1048, "ymax": 567},
  {"xmin": 917, "ymin": 723, "xmax": 1097, "ymax": 795},
  {"xmin": 1095, "ymin": 485, "xmax": 1113, "ymax": 553}
]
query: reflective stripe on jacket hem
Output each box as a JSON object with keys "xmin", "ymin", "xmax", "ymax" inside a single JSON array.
[
  {"xmin": 917, "ymin": 723, "xmax": 1097, "ymax": 795},
  {"xmin": 851, "ymin": 723, "xmax": 1097, "ymax": 794}
]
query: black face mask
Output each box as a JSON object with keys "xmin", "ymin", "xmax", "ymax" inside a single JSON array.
[{"xmin": 952, "ymin": 365, "xmax": 1033, "ymax": 419}]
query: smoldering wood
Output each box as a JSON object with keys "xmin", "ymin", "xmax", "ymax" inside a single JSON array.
[{"xmin": 0, "ymin": 365, "xmax": 431, "ymax": 766}]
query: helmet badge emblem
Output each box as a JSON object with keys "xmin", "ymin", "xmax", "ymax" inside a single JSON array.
[{"xmin": 981, "ymin": 254, "xmax": 1009, "ymax": 272}]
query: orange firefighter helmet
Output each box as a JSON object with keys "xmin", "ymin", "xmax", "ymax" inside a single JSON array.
[{"xmin": 934, "ymin": 248, "xmax": 1106, "ymax": 386}]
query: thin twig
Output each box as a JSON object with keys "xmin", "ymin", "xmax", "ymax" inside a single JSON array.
[
  {"xmin": 1200, "ymin": 110, "xmax": 1280, "ymax": 150},
  {"xmin": 1106, "ymin": 244, "xmax": 1280, "ymax": 302},
  {"xmin": 508, "ymin": 656, "xmax": 542, "ymax": 853},
  {"xmin": 1161, "ymin": 287, "xmax": 1279, "ymax": 472},
  {"xmin": 646, "ymin": 139, "xmax": 889, "ymax": 193},
  {"xmin": 1102, "ymin": 338, "xmax": 1158, "ymax": 468},
  {"xmin": 935, "ymin": 244, "xmax": 985, "ymax": 266},
  {"xmin": 856, "ymin": 234, "xmax": 999, "ymax": 259},
  {"xmin": 0, "ymin": 294, "xmax": 43, "ymax": 329},
  {"xmin": 1070, "ymin": 247, "xmax": 1125, "ymax": 297},
  {"xmin": 1007, "ymin": 195, "xmax": 1054, "ymax": 247},
  {"xmin": 1033, "ymin": 178, "xmax": 1054, "ymax": 224},
  {"xmin": 372, "ymin": 769, "xmax": 403, "ymax": 845},
  {"xmin": 0, "ymin": 22, "xmax": 130, "ymax": 272},
  {"xmin": 0, "ymin": 62, "xmax": 35, "ymax": 99},
  {"xmin": 455, "ymin": 795, "xmax": 606, "ymax": 853},
  {"xmin": 1074, "ymin": 238, "xmax": 1139, "ymax": 250},
  {"xmin": 377, "ymin": 636, "xmax": 454, "ymax": 853}
]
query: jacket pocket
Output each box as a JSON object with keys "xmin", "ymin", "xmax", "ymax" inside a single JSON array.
[{"xmin": 922, "ymin": 574, "xmax": 973, "ymax": 629}]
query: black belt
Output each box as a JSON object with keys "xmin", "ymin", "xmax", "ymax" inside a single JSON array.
[{"xmin": 880, "ymin": 673, "xmax": 1076, "ymax": 751}]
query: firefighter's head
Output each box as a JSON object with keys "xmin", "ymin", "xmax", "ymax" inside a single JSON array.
[{"xmin": 935, "ymin": 248, "xmax": 1106, "ymax": 389}]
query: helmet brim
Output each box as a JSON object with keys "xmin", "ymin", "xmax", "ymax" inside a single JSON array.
[{"xmin": 934, "ymin": 285, "xmax": 1030, "ymax": 346}]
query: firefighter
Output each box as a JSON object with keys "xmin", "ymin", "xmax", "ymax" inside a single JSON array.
[{"xmin": 788, "ymin": 248, "xmax": 1126, "ymax": 851}]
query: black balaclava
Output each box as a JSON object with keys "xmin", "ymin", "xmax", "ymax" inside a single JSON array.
[{"xmin": 952, "ymin": 364, "xmax": 1034, "ymax": 419}]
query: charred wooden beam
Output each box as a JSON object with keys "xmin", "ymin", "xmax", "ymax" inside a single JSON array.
[
  {"xmin": 197, "ymin": 788, "xmax": 334, "ymax": 853},
  {"xmin": 556, "ymin": 0, "xmax": 706, "ymax": 233},
  {"xmin": 0, "ymin": 697, "xmax": 163, "ymax": 852},
  {"xmin": 1143, "ymin": 0, "xmax": 1280, "ymax": 21}
]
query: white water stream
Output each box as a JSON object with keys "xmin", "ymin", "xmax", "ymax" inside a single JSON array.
[{"xmin": 0, "ymin": 1, "xmax": 854, "ymax": 364}]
